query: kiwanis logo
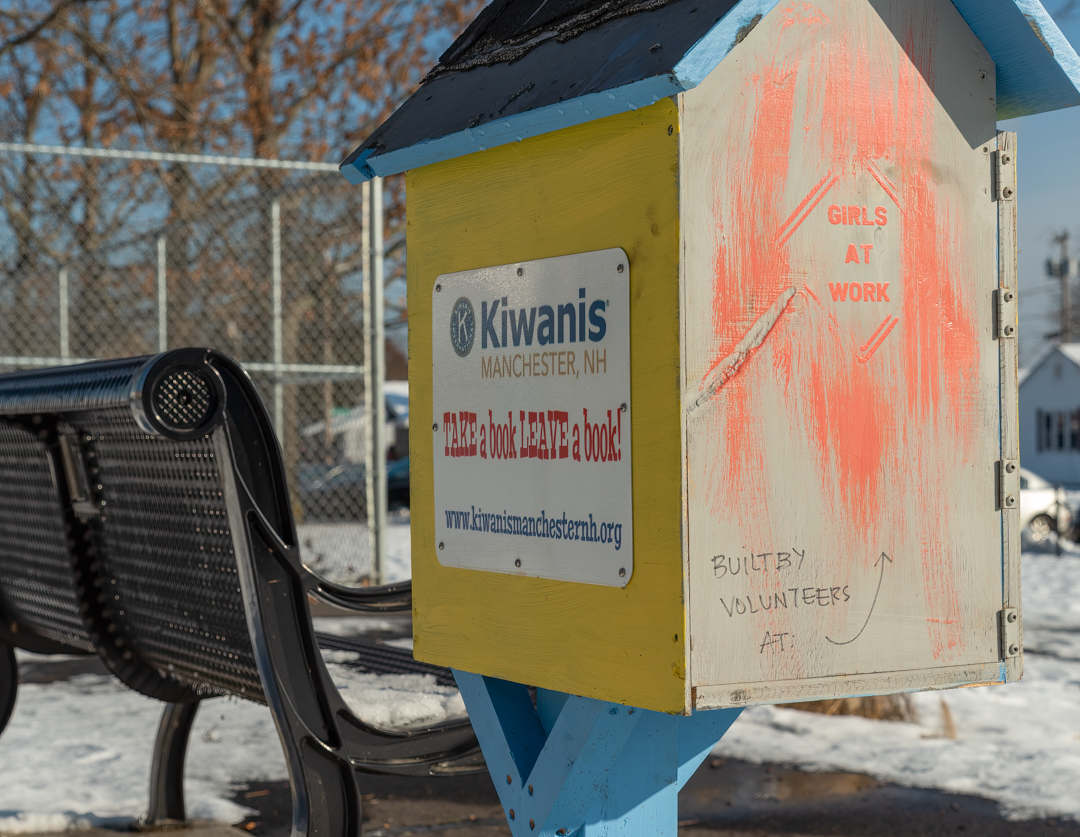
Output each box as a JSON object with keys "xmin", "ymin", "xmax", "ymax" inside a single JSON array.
[{"xmin": 449, "ymin": 297, "xmax": 475, "ymax": 357}]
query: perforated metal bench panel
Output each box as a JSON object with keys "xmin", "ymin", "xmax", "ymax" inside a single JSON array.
[
  {"xmin": 0, "ymin": 349, "xmax": 482, "ymax": 817},
  {"xmin": 71, "ymin": 411, "xmax": 261, "ymax": 697},
  {"xmin": 0, "ymin": 422, "xmax": 92, "ymax": 652}
]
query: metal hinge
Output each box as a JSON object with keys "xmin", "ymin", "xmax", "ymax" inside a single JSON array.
[
  {"xmin": 999, "ymin": 608, "xmax": 1020, "ymax": 659},
  {"xmin": 997, "ymin": 459, "xmax": 1019, "ymax": 511},
  {"xmin": 994, "ymin": 288, "xmax": 1017, "ymax": 339},
  {"xmin": 994, "ymin": 149, "xmax": 1015, "ymax": 201}
]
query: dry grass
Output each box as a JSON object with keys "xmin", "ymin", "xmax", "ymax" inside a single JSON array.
[
  {"xmin": 937, "ymin": 696, "xmax": 957, "ymax": 739},
  {"xmin": 781, "ymin": 694, "xmax": 919, "ymax": 723}
]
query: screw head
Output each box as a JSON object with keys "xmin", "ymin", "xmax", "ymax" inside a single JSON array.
[
  {"xmin": 515, "ymin": 558, "xmax": 522, "ymax": 567},
  {"xmin": 617, "ymin": 263, "xmax": 624, "ymax": 273},
  {"xmin": 516, "ymin": 267, "xmax": 523, "ymax": 276},
  {"xmin": 439, "ymin": 542, "xmax": 445, "ymax": 550},
  {"xmin": 435, "ymin": 283, "xmax": 442, "ymax": 292},
  {"xmin": 619, "ymin": 567, "xmax": 626, "ymax": 577},
  {"xmin": 528, "ymin": 785, "xmax": 534, "ymax": 796},
  {"xmin": 1004, "ymin": 291, "xmax": 1014, "ymax": 302},
  {"xmin": 1009, "ymin": 643, "xmax": 1020, "ymax": 656},
  {"xmin": 1006, "ymin": 462, "xmax": 1017, "ymax": 473},
  {"xmin": 1005, "ymin": 495, "xmax": 1016, "ymax": 507},
  {"xmin": 620, "ymin": 403, "xmax": 627, "ymax": 412},
  {"xmin": 509, "ymin": 809, "xmax": 515, "ymax": 821},
  {"xmin": 1004, "ymin": 325, "xmax": 1015, "ymax": 336},
  {"xmin": 433, "ymin": 422, "xmax": 438, "ymax": 431},
  {"xmin": 1007, "ymin": 611, "xmax": 1018, "ymax": 623},
  {"xmin": 530, "ymin": 819, "xmax": 536, "ymax": 830},
  {"xmin": 506, "ymin": 774, "xmax": 512, "ymax": 785},
  {"xmin": 1003, "ymin": 187, "xmax": 1014, "ymax": 198}
]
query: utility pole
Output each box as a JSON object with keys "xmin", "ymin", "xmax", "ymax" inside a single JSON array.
[{"xmin": 1047, "ymin": 231, "xmax": 1078, "ymax": 344}]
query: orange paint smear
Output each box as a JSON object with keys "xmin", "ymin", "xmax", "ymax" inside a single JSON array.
[
  {"xmin": 707, "ymin": 55, "xmax": 800, "ymax": 505},
  {"xmin": 705, "ymin": 2, "xmax": 982, "ymax": 665}
]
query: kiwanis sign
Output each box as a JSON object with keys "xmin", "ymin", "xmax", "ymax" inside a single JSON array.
[{"xmin": 431, "ymin": 249, "xmax": 633, "ymax": 587}]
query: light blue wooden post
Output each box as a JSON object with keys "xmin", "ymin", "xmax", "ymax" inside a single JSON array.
[{"xmin": 454, "ymin": 670, "xmax": 741, "ymax": 836}]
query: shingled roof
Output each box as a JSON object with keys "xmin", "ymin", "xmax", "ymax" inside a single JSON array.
[{"xmin": 340, "ymin": 0, "xmax": 1080, "ymax": 183}]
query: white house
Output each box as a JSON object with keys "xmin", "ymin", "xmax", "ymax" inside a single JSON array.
[{"xmin": 1020, "ymin": 344, "xmax": 1080, "ymax": 484}]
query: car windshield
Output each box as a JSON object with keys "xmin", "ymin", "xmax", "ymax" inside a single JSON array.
[
  {"xmin": 1021, "ymin": 469, "xmax": 1051, "ymax": 490},
  {"xmin": 386, "ymin": 390, "xmax": 409, "ymax": 421}
]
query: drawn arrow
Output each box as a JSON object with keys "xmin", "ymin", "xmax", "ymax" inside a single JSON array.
[{"xmin": 825, "ymin": 552, "xmax": 892, "ymax": 646}]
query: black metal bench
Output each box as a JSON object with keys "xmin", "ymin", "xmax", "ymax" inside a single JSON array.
[{"xmin": 0, "ymin": 348, "xmax": 481, "ymax": 837}]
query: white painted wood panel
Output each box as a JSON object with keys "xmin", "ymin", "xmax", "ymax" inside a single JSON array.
[{"xmin": 679, "ymin": 0, "xmax": 1010, "ymax": 706}]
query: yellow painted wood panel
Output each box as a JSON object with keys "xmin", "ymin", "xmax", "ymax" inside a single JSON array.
[{"xmin": 406, "ymin": 100, "xmax": 686, "ymax": 713}]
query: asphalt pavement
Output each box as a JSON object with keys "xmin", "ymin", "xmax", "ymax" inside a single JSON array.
[
  {"xmin": 16, "ymin": 615, "xmax": 1079, "ymax": 837},
  {"xmin": 220, "ymin": 757, "xmax": 1078, "ymax": 837}
]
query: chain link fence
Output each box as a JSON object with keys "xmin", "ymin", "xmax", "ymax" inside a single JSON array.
[{"xmin": 0, "ymin": 143, "xmax": 402, "ymax": 585}]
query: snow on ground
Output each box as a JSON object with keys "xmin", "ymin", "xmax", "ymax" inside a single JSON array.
[
  {"xmin": 718, "ymin": 541, "xmax": 1080, "ymax": 822},
  {"xmin": 4, "ymin": 542, "xmax": 1080, "ymax": 829},
  {"xmin": 0, "ymin": 650, "xmax": 466, "ymax": 832},
  {"xmin": 323, "ymin": 651, "xmax": 465, "ymax": 729},
  {"xmin": 296, "ymin": 510, "xmax": 412, "ymax": 585}
]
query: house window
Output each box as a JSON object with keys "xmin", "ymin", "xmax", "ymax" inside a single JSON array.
[{"xmin": 1036, "ymin": 410, "xmax": 1076, "ymax": 451}]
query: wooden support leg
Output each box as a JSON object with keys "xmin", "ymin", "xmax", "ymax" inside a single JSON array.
[{"xmin": 454, "ymin": 670, "xmax": 741, "ymax": 837}]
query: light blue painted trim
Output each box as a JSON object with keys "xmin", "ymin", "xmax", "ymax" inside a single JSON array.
[
  {"xmin": 672, "ymin": 0, "xmax": 782, "ymax": 88},
  {"xmin": 536, "ymin": 688, "xmax": 570, "ymax": 735},
  {"xmin": 339, "ymin": 148, "xmax": 374, "ymax": 184},
  {"xmin": 453, "ymin": 668, "xmax": 742, "ymax": 837},
  {"xmin": 338, "ymin": 0, "xmax": 779, "ymax": 184},
  {"xmin": 339, "ymin": 0, "xmax": 1080, "ymax": 184},
  {"xmin": 675, "ymin": 707, "xmax": 741, "ymax": 789},
  {"xmin": 1008, "ymin": 0, "xmax": 1080, "ymax": 113},
  {"xmin": 340, "ymin": 74, "xmax": 686, "ymax": 183},
  {"xmin": 577, "ymin": 712, "xmax": 679, "ymax": 836},
  {"xmin": 952, "ymin": 0, "xmax": 1080, "ymax": 118}
]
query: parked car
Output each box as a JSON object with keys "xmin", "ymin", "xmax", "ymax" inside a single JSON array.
[
  {"xmin": 298, "ymin": 457, "xmax": 410, "ymax": 522},
  {"xmin": 300, "ymin": 381, "xmax": 410, "ymax": 464},
  {"xmin": 1019, "ymin": 468, "xmax": 1072, "ymax": 541}
]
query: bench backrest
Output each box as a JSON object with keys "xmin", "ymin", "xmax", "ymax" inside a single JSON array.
[
  {"xmin": 0, "ymin": 350, "xmax": 284, "ymax": 700},
  {"xmin": 0, "ymin": 348, "xmax": 482, "ymax": 834}
]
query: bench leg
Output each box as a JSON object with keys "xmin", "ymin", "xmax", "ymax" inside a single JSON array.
[
  {"xmin": 0, "ymin": 641, "xmax": 15, "ymax": 738},
  {"xmin": 454, "ymin": 670, "xmax": 741, "ymax": 837},
  {"xmin": 146, "ymin": 701, "xmax": 200, "ymax": 825}
]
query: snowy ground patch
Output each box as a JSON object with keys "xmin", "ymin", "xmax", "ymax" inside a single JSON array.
[
  {"xmin": 0, "ymin": 645, "xmax": 463, "ymax": 832},
  {"xmin": 296, "ymin": 510, "xmax": 411, "ymax": 585},
  {"xmin": 3, "ymin": 548, "xmax": 1080, "ymax": 829},
  {"xmin": 717, "ymin": 547, "xmax": 1080, "ymax": 822}
]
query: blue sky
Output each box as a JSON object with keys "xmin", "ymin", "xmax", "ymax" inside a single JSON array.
[{"xmin": 1003, "ymin": 8, "xmax": 1080, "ymax": 366}]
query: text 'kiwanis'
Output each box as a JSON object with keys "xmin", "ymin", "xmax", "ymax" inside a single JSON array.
[{"xmin": 442, "ymin": 407, "xmax": 624, "ymax": 463}]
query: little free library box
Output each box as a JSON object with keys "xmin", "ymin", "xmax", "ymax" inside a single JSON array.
[{"xmin": 343, "ymin": 0, "xmax": 1080, "ymax": 714}]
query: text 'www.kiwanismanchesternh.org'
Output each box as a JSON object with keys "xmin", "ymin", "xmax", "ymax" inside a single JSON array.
[{"xmin": 443, "ymin": 506, "xmax": 624, "ymax": 551}]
